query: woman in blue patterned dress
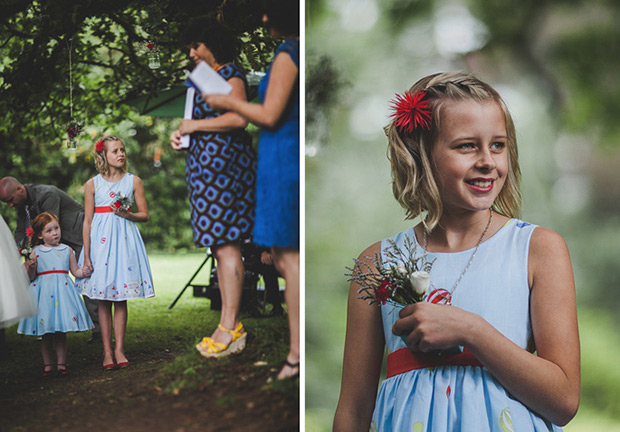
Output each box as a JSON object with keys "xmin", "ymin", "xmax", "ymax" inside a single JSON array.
[
  {"xmin": 204, "ymin": 1, "xmax": 300, "ymax": 379},
  {"xmin": 334, "ymin": 73, "xmax": 580, "ymax": 430},
  {"xmin": 170, "ymin": 19, "xmax": 256, "ymax": 358}
]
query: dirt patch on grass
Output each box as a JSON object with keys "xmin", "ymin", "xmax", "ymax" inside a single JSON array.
[{"xmin": 0, "ymin": 347, "xmax": 299, "ymax": 432}]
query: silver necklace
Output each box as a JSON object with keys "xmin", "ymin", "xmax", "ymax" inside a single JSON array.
[{"xmin": 423, "ymin": 208, "xmax": 493, "ymax": 304}]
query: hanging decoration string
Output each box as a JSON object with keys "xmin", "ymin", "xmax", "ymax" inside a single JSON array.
[
  {"xmin": 65, "ymin": 37, "xmax": 83, "ymax": 149},
  {"xmin": 68, "ymin": 37, "xmax": 73, "ymax": 119}
]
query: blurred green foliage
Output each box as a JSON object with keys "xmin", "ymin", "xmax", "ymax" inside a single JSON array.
[{"xmin": 0, "ymin": 1, "xmax": 277, "ymax": 250}]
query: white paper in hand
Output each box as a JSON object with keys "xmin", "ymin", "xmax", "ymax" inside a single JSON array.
[
  {"xmin": 188, "ymin": 62, "xmax": 233, "ymax": 95},
  {"xmin": 178, "ymin": 87, "xmax": 195, "ymax": 149}
]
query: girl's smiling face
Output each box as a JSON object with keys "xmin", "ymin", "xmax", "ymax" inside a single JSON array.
[
  {"xmin": 40, "ymin": 220, "xmax": 61, "ymax": 247},
  {"xmin": 105, "ymin": 140, "xmax": 126, "ymax": 169},
  {"xmin": 431, "ymin": 100, "xmax": 509, "ymax": 215}
]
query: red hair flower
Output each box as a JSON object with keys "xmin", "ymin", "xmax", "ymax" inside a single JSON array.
[
  {"xmin": 389, "ymin": 90, "xmax": 432, "ymax": 134},
  {"xmin": 95, "ymin": 140, "xmax": 105, "ymax": 152},
  {"xmin": 25, "ymin": 227, "xmax": 34, "ymax": 238}
]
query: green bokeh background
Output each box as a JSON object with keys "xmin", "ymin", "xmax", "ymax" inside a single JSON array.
[{"xmin": 305, "ymin": 0, "xmax": 620, "ymax": 430}]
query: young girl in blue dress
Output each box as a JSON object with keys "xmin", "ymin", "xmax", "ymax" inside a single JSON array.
[
  {"xmin": 334, "ymin": 72, "xmax": 580, "ymax": 431},
  {"xmin": 17, "ymin": 212, "xmax": 93, "ymax": 376},
  {"xmin": 77, "ymin": 136, "xmax": 154, "ymax": 371}
]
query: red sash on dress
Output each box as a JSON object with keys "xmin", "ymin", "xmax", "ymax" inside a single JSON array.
[
  {"xmin": 37, "ymin": 270, "xmax": 69, "ymax": 276},
  {"xmin": 95, "ymin": 206, "xmax": 131, "ymax": 213},
  {"xmin": 386, "ymin": 347, "xmax": 483, "ymax": 378}
]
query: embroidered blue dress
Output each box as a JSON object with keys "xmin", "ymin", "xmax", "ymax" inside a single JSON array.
[
  {"xmin": 253, "ymin": 39, "xmax": 300, "ymax": 248},
  {"xmin": 371, "ymin": 219, "xmax": 562, "ymax": 431},
  {"xmin": 186, "ymin": 63, "xmax": 256, "ymax": 247},
  {"xmin": 76, "ymin": 173, "xmax": 154, "ymax": 301},
  {"xmin": 17, "ymin": 244, "xmax": 93, "ymax": 335}
]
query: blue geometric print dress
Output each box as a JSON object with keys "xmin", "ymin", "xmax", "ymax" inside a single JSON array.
[
  {"xmin": 253, "ymin": 39, "xmax": 300, "ymax": 248},
  {"xmin": 372, "ymin": 219, "xmax": 562, "ymax": 432},
  {"xmin": 17, "ymin": 244, "xmax": 93, "ymax": 336},
  {"xmin": 76, "ymin": 173, "xmax": 154, "ymax": 301},
  {"xmin": 186, "ymin": 63, "xmax": 256, "ymax": 248}
]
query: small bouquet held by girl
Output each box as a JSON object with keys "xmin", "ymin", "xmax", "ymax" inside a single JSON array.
[{"xmin": 346, "ymin": 235, "xmax": 434, "ymax": 307}]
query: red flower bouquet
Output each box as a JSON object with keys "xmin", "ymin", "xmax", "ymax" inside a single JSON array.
[{"xmin": 110, "ymin": 191, "xmax": 132, "ymax": 212}]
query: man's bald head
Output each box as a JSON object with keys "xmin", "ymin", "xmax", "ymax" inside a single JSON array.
[{"xmin": 0, "ymin": 177, "xmax": 27, "ymax": 207}]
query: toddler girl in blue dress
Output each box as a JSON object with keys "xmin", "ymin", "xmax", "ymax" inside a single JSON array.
[
  {"xmin": 17, "ymin": 212, "xmax": 93, "ymax": 376},
  {"xmin": 76, "ymin": 136, "xmax": 154, "ymax": 371},
  {"xmin": 334, "ymin": 72, "xmax": 580, "ymax": 431}
]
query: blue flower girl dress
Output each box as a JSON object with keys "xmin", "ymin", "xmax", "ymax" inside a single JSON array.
[
  {"xmin": 372, "ymin": 220, "xmax": 562, "ymax": 432},
  {"xmin": 76, "ymin": 173, "xmax": 154, "ymax": 301}
]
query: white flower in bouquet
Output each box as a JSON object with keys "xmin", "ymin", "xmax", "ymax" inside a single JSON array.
[{"xmin": 410, "ymin": 270, "xmax": 431, "ymax": 296}]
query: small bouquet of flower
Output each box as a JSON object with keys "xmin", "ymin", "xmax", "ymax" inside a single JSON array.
[
  {"xmin": 18, "ymin": 227, "xmax": 34, "ymax": 260},
  {"xmin": 111, "ymin": 192, "xmax": 133, "ymax": 212},
  {"xmin": 346, "ymin": 234, "xmax": 435, "ymax": 307}
]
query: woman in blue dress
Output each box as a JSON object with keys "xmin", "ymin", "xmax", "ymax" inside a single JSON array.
[
  {"xmin": 171, "ymin": 19, "xmax": 256, "ymax": 358},
  {"xmin": 205, "ymin": 1, "xmax": 300, "ymax": 379},
  {"xmin": 334, "ymin": 73, "xmax": 580, "ymax": 430}
]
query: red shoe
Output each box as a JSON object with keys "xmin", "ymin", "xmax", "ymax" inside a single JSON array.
[
  {"xmin": 117, "ymin": 360, "xmax": 130, "ymax": 369},
  {"xmin": 57, "ymin": 364, "xmax": 69, "ymax": 376},
  {"xmin": 42, "ymin": 364, "xmax": 54, "ymax": 377},
  {"xmin": 102, "ymin": 363, "xmax": 117, "ymax": 372}
]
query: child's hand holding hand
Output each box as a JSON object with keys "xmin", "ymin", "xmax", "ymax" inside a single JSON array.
[
  {"xmin": 81, "ymin": 265, "xmax": 92, "ymax": 277},
  {"xmin": 83, "ymin": 257, "xmax": 92, "ymax": 273}
]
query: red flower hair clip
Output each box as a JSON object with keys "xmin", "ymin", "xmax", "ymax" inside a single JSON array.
[
  {"xmin": 25, "ymin": 227, "xmax": 34, "ymax": 238},
  {"xmin": 389, "ymin": 90, "xmax": 432, "ymax": 134},
  {"xmin": 95, "ymin": 140, "xmax": 105, "ymax": 152}
]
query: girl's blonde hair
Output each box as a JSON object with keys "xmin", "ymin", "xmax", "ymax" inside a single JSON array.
[
  {"xmin": 94, "ymin": 135, "xmax": 128, "ymax": 175},
  {"xmin": 30, "ymin": 212, "xmax": 59, "ymax": 247},
  {"xmin": 386, "ymin": 72, "xmax": 521, "ymax": 231}
]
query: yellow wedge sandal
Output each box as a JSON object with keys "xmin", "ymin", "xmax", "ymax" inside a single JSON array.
[{"xmin": 196, "ymin": 322, "xmax": 247, "ymax": 358}]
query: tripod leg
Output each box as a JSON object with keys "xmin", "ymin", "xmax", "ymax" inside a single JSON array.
[{"xmin": 168, "ymin": 254, "xmax": 212, "ymax": 309}]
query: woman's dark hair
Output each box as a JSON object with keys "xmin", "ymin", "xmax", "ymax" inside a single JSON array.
[
  {"xmin": 183, "ymin": 17, "xmax": 239, "ymax": 64},
  {"xmin": 263, "ymin": 0, "xmax": 299, "ymax": 36}
]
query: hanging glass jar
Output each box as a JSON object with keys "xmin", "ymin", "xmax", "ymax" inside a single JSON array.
[{"xmin": 148, "ymin": 50, "xmax": 161, "ymax": 69}]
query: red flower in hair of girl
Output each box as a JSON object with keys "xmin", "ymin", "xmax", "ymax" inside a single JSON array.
[
  {"xmin": 389, "ymin": 90, "xmax": 432, "ymax": 134},
  {"xmin": 25, "ymin": 227, "xmax": 34, "ymax": 238},
  {"xmin": 95, "ymin": 140, "xmax": 105, "ymax": 152}
]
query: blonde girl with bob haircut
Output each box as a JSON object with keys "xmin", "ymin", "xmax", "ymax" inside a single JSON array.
[
  {"xmin": 93, "ymin": 135, "xmax": 128, "ymax": 176},
  {"xmin": 334, "ymin": 72, "xmax": 580, "ymax": 431},
  {"xmin": 77, "ymin": 136, "xmax": 154, "ymax": 371}
]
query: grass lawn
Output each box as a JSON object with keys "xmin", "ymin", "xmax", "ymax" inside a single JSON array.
[{"xmin": 0, "ymin": 252, "xmax": 298, "ymax": 431}]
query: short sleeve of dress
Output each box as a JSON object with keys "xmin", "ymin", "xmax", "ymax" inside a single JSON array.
[{"xmin": 275, "ymin": 39, "xmax": 299, "ymax": 68}]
